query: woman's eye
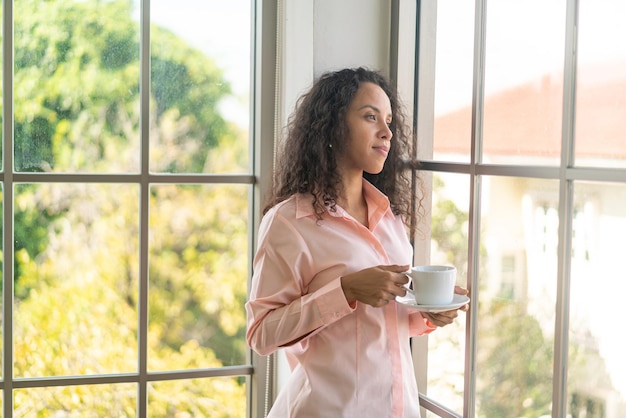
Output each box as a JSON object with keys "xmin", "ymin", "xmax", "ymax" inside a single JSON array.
[{"xmin": 366, "ymin": 114, "xmax": 376, "ymax": 120}]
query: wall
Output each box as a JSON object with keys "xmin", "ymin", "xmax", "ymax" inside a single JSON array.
[
  {"xmin": 275, "ymin": 0, "xmax": 394, "ymax": 392},
  {"xmin": 313, "ymin": 0, "xmax": 391, "ymax": 76},
  {"xmin": 279, "ymin": 0, "xmax": 392, "ymax": 126}
]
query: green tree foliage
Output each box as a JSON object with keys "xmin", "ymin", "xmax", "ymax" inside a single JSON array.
[
  {"xmin": 148, "ymin": 183, "xmax": 248, "ymax": 369},
  {"xmin": 13, "ymin": 0, "xmax": 142, "ymax": 172},
  {"xmin": 150, "ymin": 25, "xmax": 230, "ymax": 173},
  {"xmin": 476, "ymin": 299, "xmax": 553, "ymax": 417},
  {"xmin": 8, "ymin": 0, "xmax": 248, "ymax": 414},
  {"xmin": 431, "ymin": 175, "xmax": 470, "ymax": 279}
]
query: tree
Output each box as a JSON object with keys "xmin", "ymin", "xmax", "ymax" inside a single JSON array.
[
  {"xmin": 475, "ymin": 299, "xmax": 553, "ymax": 417},
  {"xmin": 9, "ymin": 0, "xmax": 248, "ymax": 414}
]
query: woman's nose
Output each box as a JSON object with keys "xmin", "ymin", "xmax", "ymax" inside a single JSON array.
[{"xmin": 380, "ymin": 123, "xmax": 393, "ymax": 140}]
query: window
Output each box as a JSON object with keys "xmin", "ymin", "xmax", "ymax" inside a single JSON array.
[
  {"xmin": 2, "ymin": 0, "xmax": 274, "ymax": 416},
  {"xmin": 414, "ymin": 0, "xmax": 626, "ymax": 417}
]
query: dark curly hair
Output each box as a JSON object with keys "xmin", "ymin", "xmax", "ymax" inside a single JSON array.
[{"xmin": 266, "ymin": 67, "xmax": 422, "ymax": 235}]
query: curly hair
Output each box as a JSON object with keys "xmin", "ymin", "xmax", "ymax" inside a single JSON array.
[{"xmin": 266, "ymin": 67, "xmax": 422, "ymax": 235}]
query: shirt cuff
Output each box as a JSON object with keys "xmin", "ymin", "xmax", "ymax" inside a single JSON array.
[
  {"xmin": 409, "ymin": 312, "xmax": 437, "ymax": 336},
  {"xmin": 314, "ymin": 278, "xmax": 356, "ymax": 325}
]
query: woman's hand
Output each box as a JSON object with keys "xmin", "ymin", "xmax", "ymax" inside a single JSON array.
[
  {"xmin": 341, "ymin": 264, "xmax": 410, "ymax": 307},
  {"xmin": 421, "ymin": 285, "xmax": 469, "ymax": 327}
]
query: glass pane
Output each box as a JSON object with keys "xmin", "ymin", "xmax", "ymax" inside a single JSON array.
[
  {"xmin": 424, "ymin": 173, "xmax": 470, "ymax": 414},
  {"xmin": 432, "ymin": 0, "xmax": 475, "ymax": 163},
  {"xmin": 0, "ymin": 3, "xmax": 3, "ymax": 171},
  {"xmin": 575, "ymin": 1, "xmax": 626, "ymax": 168},
  {"xmin": 482, "ymin": 1, "xmax": 566, "ymax": 165},
  {"xmin": 0, "ymin": 186, "xmax": 2, "ymax": 378},
  {"xmin": 148, "ymin": 185, "xmax": 248, "ymax": 371},
  {"xmin": 14, "ymin": 183, "xmax": 139, "ymax": 377},
  {"xmin": 14, "ymin": 384, "xmax": 136, "ymax": 416},
  {"xmin": 569, "ymin": 182, "xmax": 626, "ymax": 416},
  {"xmin": 149, "ymin": 377, "xmax": 246, "ymax": 417},
  {"xmin": 13, "ymin": 0, "xmax": 140, "ymax": 173},
  {"xmin": 149, "ymin": 1, "xmax": 251, "ymax": 174},
  {"xmin": 476, "ymin": 176, "xmax": 558, "ymax": 417}
]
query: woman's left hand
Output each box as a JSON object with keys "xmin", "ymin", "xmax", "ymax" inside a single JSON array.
[{"xmin": 421, "ymin": 286, "xmax": 469, "ymax": 327}]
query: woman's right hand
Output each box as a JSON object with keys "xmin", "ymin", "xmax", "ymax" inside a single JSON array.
[{"xmin": 340, "ymin": 264, "xmax": 410, "ymax": 307}]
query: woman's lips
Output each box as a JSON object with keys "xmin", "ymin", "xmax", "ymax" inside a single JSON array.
[{"xmin": 374, "ymin": 146, "xmax": 389, "ymax": 157}]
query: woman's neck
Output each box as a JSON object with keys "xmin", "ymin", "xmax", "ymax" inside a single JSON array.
[{"xmin": 337, "ymin": 174, "xmax": 368, "ymax": 227}]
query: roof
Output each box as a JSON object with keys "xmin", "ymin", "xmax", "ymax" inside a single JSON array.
[{"xmin": 433, "ymin": 65, "xmax": 626, "ymax": 159}]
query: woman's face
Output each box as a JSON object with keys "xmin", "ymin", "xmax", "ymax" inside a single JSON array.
[{"xmin": 337, "ymin": 82, "xmax": 393, "ymax": 177}]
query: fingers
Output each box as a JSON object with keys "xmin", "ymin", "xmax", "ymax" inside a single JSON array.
[
  {"xmin": 423, "ymin": 310, "xmax": 459, "ymax": 327},
  {"xmin": 422, "ymin": 301, "xmax": 470, "ymax": 327},
  {"xmin": 372, "ymin": 296, "xmax": 393, "ymax": 308},
  {"xmin": 454, "ymin": 285, "xmax": 469, "ymax": 296},
  {"xmin": 380, "ymin": 264, "xmax": 411, "ymax": 276},
  {"xmin": 367, "ymin": 288, "xmax": 400, "ymax": 308},
  {"xmin": 373, "ymin": 266, "xmax": 412, "ymax": 304},
  {"xmin": 341, "ymin": 265, "xmax": 413, "ymax": 308},
  {"xmin": 377, "ymin": 266, "xmax": 410, "ymax": 294}
]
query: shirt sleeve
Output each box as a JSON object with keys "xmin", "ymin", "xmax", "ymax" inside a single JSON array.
[
  {"xmin": 246, "ymin": 210, "xmax": 355, "ymax": 356},
  {"xmin": 408, "ymin": 311, "xmax": 437, "ymax": 337}
]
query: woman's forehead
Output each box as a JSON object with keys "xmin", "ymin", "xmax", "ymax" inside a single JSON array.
[{"xmin": 350, "ymin": 82, "xmax": 392, "ymax": 115}]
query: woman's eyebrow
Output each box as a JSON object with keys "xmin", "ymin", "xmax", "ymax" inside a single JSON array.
[{"xmin": 357, "ymin": 104, "xmax": 380, "ymax": 112}]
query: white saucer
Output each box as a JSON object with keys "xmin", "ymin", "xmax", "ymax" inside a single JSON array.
[{"xmin": 396, "ymin": 293, "xmax": 470, "ymax": 313}]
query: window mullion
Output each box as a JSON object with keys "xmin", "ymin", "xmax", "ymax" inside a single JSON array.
[
  {"xmin": 137, "ymin": 0, "xmax": 151, "ymax": 416},
  {"xmin": 463, "ymin": 0, "xmax": 488, "ymax": 416},
  {"xmin": 3, "ymin": 0, "xmax": 16, "ymax": 414},
  {"xmin": 553, "ymin": 0, "xmax": 580, "ymax": 416},
  {"xmin": 250, "ymin": 0, "xmax": 279, "ymax": 416}
]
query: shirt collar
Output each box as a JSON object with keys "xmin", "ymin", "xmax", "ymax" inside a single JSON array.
[{"xmin": 295, "ymin": 179, "xmax": 393, "ymax": 225}]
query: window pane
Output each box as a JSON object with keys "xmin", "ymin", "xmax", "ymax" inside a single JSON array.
[
  {"xmin": 148, "ymin": 184, "xmax": 248, "ymax": 371},
  {"xmin": 0, "ymin": 2, "xmax": 3, "ymax": 171},
  {"xmin": 13, "ymin": 0, "xmax": 140, "ymax": 173},
  {"xmin": 569, "ymin": 182, "xmax": 626, "ymax": 415},
  {"xmin": 482, "ymin": 1, "xmax": 566, "ymax": 165},
  {"xmin": 148, "ymin": 377, "xmax": 246, "ymax": 417},
  {"xmin": 476, "ymin": 176, "xmax": 558, "ymax": 417},
  {"xmin": 0, "ymin": 186, "xmax": 2, "ymax": 378},
  {"xmin": 14, "ymin": 183, "xmax": 139, "ymax": 377},
  {"xmin": 425, "ymin": 173, "xmax": 470, "ymax": 413},
  {"xmin": 575, "ymin": 1, "xmax": 626, "ymax": 168},
  {"xmin": 432, "ymin": 0, "xmax": 475, "ymax": 162},
  {"xmin": 149, "ymin": 1, "xmax": 251, "ymax": 174},
  {"xmin": 14, "ymin": 384, "xmax": 136, "ymax": 416}
]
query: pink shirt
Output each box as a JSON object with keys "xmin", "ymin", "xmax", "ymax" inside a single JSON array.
[{"xmin": 246, "ymin": 180, "xmax": 435, "ymax": 418}]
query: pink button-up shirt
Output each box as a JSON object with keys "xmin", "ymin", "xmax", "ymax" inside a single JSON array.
[{"xmin": 246, "ymin": 180, "xmax": 435, "ymax": 418}]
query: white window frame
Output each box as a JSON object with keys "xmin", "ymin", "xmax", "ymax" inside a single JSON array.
[
  {"xmin": 0, "ymin": 1, "xmax": 277, "ymax": 417},
  {"xmin": 411, "ymin": 1, "xmax": 626, "ymax": 417}
]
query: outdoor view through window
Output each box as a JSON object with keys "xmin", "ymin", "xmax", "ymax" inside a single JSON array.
[
  {"xmin": 6, "ymin": 0, "xmax": 251, "ymax": 415},
  {"xmin": 423, "ymin": 1, "xmax": 626, "ymax": 417},
  {"xmin": 3, "ymin": 0, "xmax": 625, "ymax": 417}
]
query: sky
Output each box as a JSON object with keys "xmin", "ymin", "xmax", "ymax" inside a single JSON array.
[
  {"xmin": 135, "ymin": 0, "xmax": 251, "ymax": 127},
  {"xmin": 434, "ymin": 0, "xmax": 626, "ymax": 113}
]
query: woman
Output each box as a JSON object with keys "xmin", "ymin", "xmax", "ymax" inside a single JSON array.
[{"xmin": 246, "ymin": 67, "xmax": 468, "ymax": 417}]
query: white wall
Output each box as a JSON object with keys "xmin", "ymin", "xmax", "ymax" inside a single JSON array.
[
  {"xmin": 275, "ymin": 0, "xmax": 394, "ymax": 391},
  {"xmin": 279, "ymin": 0, "xmax": 392, "ymax": 126},
  {"xmin": 313, "ymin": 0, "xmax": 391, "ymax": 77}
]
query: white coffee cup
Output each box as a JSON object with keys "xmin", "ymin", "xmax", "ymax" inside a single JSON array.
[{"xmin": 406, "ymin": 265, "xmax": 456, "ymax": 305}]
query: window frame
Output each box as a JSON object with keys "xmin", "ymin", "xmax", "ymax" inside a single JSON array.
[
  {"xmin": 412, "ymin": 0, "xmax": 626, "ymax": 417},
  {"xmin": 1, "ymin": 0, "xmax": 275, "ymax": 416}
]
